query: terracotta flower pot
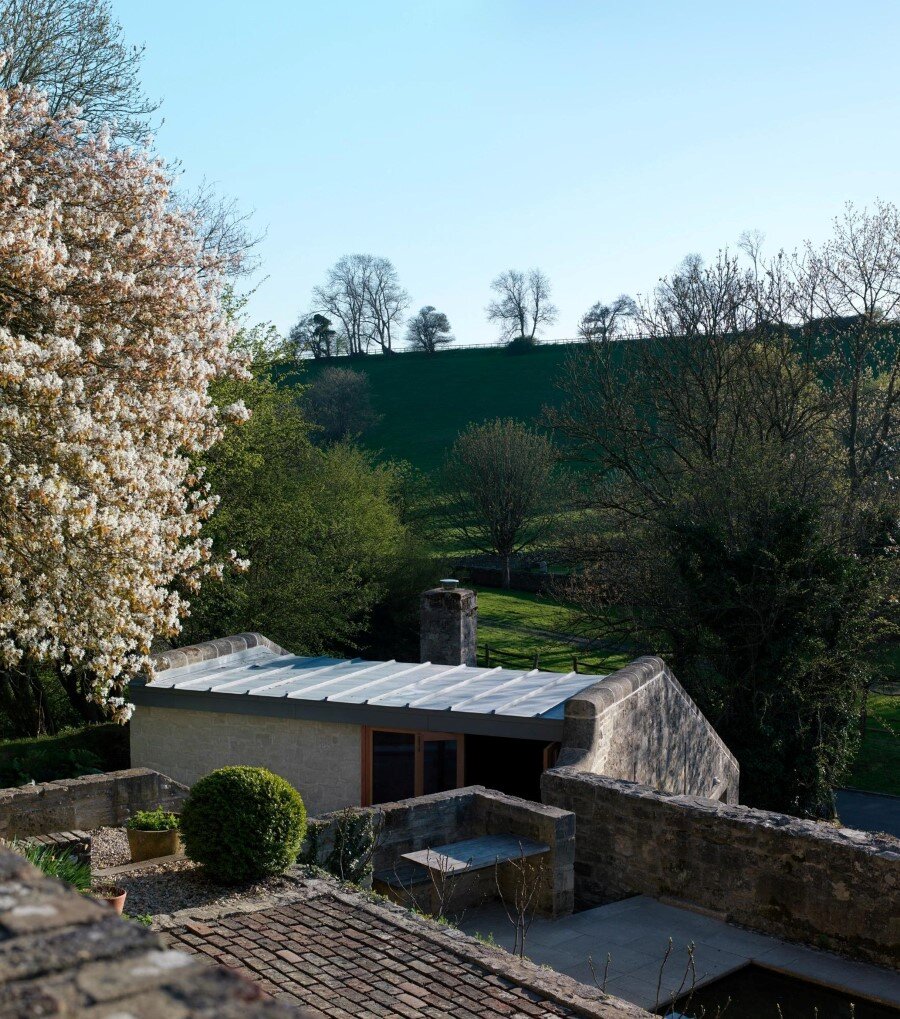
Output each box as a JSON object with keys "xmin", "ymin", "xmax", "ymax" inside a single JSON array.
[
  {"xmin": 127, "ymin": 827, "xmax": 181, "ymax": 863},
  {"xmin": 95, "ymin": 886, "xmax": 127, "ymax": 915}
]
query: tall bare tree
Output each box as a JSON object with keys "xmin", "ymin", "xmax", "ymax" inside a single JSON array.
[
  {"xmin": 405, "ymin": 305, "xmax": 454, "ymax": 353},
  {"xmin": 182, "ymin": 181, "xmax": 263, "ymax": 278},
  {"xmin": 578, "ymin": 294, "xmax": 637, "ymax": 343},
  {"xmin": 313, "ymin": 254, "xmax": 408, "ymax": 356},
  {"xmin": 365, "ymin": 256, "xmax": 409, "ymax": 354},
  {"xmin": 0, "ymin": 0, "xmax": 159, "ymax": 141},
  {"xmin": 313, "ymin": 255, "xmax": 374, "ymax": 356},
  {"xmin": 443, "ymin": 419, "xmax": 558, "ymax": 587},
  {"xmin": 486, "ymin": 268, "xmax": 558, "ymax": 342},
  {"xmin": 794, "ymin": 201, "xmax": 900, "ymax": 506}
]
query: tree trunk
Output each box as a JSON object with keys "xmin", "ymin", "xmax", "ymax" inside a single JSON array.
[
  {"xmin": 0, "ymin": 663, "xmax": 59, "ymax": 738},
  {"xmin": 57, "ymin": 666, "xmax": 107, "ymax": 724},
  {"xmin": 502, "ymin": 554, "xmax": 511, "ymax": 589}
]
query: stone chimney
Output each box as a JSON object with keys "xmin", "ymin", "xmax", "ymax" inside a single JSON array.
[{"xmin": 420, "ymin": 579, "xmax": 477, "ymax": 667}]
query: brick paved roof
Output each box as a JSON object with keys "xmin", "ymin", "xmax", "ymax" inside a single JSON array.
[
  {"xmin": 159, "ymin": 878, "xmax": 650, "ymax": 1019},
  {"xmin": 0, "ymin": 848, "xmax": 303, "ymax": 1019}
]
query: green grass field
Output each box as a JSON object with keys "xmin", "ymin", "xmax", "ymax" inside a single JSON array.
[
  {"xmin": 847, "ymin": 693, "xmax": 899, "ymax": 796},
  {"xmin": 847, "ymin": 646, "xmax": 900, "ymax": 796},
  {"xmin": 474, "ymin": 586, "xmax": 633, "ymax": 676},
  {"xmin": 280, "ymin": 344, "xmax": 581, "ymax": 474}
]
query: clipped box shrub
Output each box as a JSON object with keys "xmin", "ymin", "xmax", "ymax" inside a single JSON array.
[{"xmin": 179, "ymin": 766, "xmax": 307, "ymax": 884}]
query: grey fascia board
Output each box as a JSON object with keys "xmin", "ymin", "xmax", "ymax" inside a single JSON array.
[{"xmin": 130, "ymin": 684, "xmax": 563, "ymax": 741}]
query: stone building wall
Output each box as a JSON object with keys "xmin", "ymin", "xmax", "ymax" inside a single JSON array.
[
  {"xmin": 131, "ymin": 706, "xmax": 361, "ymax": 816},
  {"xmin": 542, "ymin": 767, "xmax": 900, "ymax": 968},
  {"xmin": 557, "ymin": 656, "xmax": 740, "ymax": 802},
  {"xmin": 0, "ymin": 768, "xmax": 188, "ymax": 840}
]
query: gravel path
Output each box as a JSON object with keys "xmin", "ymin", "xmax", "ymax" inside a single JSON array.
[
  {"xmin": 88, "ymin": 827, "xmax": 299, "ymax": 919},
  {"xmin": 114, "ymin": 859, "xmax": 298, "ymax": 919},
  {"xmin": 90, "ymin": 827, "xmax": 130, "ymax": 870}
]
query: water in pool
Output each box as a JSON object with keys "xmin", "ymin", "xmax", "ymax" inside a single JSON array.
[{"xmin": 663, "ymin": 964, "xmax": 899, "ymax": 1018}]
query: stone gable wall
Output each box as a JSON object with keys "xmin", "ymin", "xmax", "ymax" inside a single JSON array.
[
  {"xmin": 541, "ymin": 767, "xmax": 900, "ymax": 968},
  {"xmin": 0, "ymin": 768, "xmax": 188, "ymax": 840},
  {"xmin": 558, "ymin": 656, "xmax": 740, "ymax": 803}
]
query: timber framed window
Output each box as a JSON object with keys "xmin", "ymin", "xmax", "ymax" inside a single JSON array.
[{"xmin": 361, "ymin": 727, "xmax": 465, "ymax": 806}]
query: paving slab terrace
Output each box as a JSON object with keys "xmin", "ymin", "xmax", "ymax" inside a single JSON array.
[{"xmin": 458, "ymin": 894, "xmax": 900, "ymax": 1014}]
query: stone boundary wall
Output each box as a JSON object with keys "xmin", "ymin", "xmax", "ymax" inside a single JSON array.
[
  {"xmin": 0, "ymin": 848, "xmax": 304, "ymax": 1017},
  {"xmin": 557, "ymin": 656, "xmax": 740, "ymax": 802},
  {"xmin": 541, "ymin": 767, "xmax": 900, "ymax": 968},
  {"xmin": 0, "ymin": 768, "xmax": 188, "ymax": 840},
  {"xmin": 309, "ymin": 784, "xmax": 576, "ymax": 917}
]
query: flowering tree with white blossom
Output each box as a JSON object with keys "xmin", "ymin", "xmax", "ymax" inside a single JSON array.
[{"xmin": 0, "ymin": 69, "xmax": 247, "ymax": 731}]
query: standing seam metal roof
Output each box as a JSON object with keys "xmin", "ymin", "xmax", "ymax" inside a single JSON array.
[{"xmin": 145, "ymin": 644, "xmax": 606, "ymax": 720}]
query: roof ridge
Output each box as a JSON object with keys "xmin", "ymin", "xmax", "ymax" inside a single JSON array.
[{"xmin": 150, "ymin": 633, "xmax": 289, "ymax": 675}]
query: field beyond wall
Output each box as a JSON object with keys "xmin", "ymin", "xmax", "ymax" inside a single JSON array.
[{"xmin": 277, "ymin": 344, "xmax": 581, "ymax": 474}]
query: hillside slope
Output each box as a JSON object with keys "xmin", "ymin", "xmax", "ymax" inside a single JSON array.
[{"xmin": 278, "ymin": 344, "xmax": 581, "ymax": 473}]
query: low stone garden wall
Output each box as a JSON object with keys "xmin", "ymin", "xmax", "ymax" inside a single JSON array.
[
  {"xmin": 308, "ymin": 785, "xmax": 575, "ymax": 917},
  {"xmin": 0, "ymin": 768, "xmax": 188, "ymax": 840},
  {"xmin": 541, "ymin": 767, "xmax": 900, "ymax": 968}
]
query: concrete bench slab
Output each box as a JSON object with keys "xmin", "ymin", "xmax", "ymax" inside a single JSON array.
[{"xmin": 402, "ymin": 833, "xmax": 549, "ymax": 876}]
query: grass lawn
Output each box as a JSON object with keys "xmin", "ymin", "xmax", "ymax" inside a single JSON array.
[
  {"xmin": 474, "ymin": 586, "xmax": 633, "ymax": 676},
  {"xmin": 846, "ymin": 645, "xmax": 900, "ymax": 796},
  {"xmin": 846, "ymin": 693, "xmax": 900, "ymax": 796}
]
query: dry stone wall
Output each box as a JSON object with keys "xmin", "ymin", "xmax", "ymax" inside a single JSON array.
[
  {"xmin": 309, "ymin": 784, "xmax": 576, "ymax": 917},
  {"xmin": 542, "ymin": 767, "xmax": 900, "ymax": 968},
  {"xmin": 0, "ymin": 768, "xmax": 188, "ymax": 840}
]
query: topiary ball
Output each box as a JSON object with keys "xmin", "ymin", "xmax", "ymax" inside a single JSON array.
[{"xmin": 179, "ymin": 766, "xmax": 307, "ymax": 884}]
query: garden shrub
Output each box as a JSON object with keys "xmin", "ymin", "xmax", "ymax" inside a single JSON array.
[
  {"xmin": 126, "ymin": 807, "xmax": 179, "ymax": 831},
  {"xmin": 0, "ymin": 747, "xmax": 102, "ymax": 787},
  {"xmin": 299, "ymin": 808, "xmax": 382, "ymax": 885},
  {"xmin": 179, "ymin": 766, "xmax": 306, "ymax": 884}
]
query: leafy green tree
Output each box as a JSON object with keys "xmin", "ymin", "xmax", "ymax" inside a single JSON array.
[
  {"xmin": 182, "ymin": 361, "xmax": 423, "ymax": 657},
  {"xmin": 443, "ymin": 419, "xmax": 559, "ymax": 588},
  {"xmin": 548, "ymin": 246, "xmax": 897, "ymax": 817}
]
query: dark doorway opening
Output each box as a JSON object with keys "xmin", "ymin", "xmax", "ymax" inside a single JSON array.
[{"xmin": 465, "ymin": 735, "xmax": 558, "ymax": 801}]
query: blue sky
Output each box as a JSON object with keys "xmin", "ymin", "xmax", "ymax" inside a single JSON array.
[{"xmin": 116, "ymin": 1, "xmax": 900, "ymax": 344}]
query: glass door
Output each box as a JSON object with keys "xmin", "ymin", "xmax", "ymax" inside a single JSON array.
[
  {"xmin": 419, "ymin": 733, "xmax": 463, "ymax": 796},
  {"xmin": 364, "ymin": 728, "xmax": 464, "ymax": 805},
  {"xmin": 370, "ymin": 730, "xmax": 416, "ymax": 804}
]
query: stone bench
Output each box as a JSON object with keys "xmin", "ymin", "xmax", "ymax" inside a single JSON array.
[
  {"xmin": 382, "ymin": 833, "xmax": 551, "ymax": 916},
  {"xmin": 401, "ymin": 833, "xmax": 549, "ymax": 876}
]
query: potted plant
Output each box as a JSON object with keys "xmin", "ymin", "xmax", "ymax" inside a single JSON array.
[
  {"xmin": 92, "ymin": 882, "xmax": 127, "ymax": 915},
  {"xmin": 126, "ymin": 807, "xmax": 181, "ymax": 863}
]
